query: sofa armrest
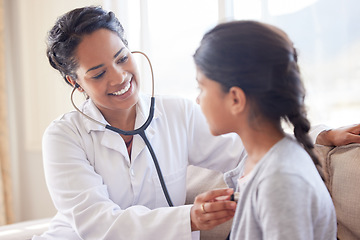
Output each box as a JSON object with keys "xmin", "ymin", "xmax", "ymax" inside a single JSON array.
[
  {"xmin": 0, "ymin": 218, "xmax": 50, "ymax": 240},
  {"xmin": 314, "ymin": 143, "xmax": 360, "ymax": 240}
]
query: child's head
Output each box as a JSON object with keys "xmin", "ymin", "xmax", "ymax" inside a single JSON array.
[{"xmin": 194, "ymin": 20, "xmax": 319, "ymax": 165}]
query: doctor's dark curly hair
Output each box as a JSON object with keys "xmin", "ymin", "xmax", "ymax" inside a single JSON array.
[
  {"xmin": 46, "ymin": 6, "xmax": 128, "ymax": 86},
  {"xmin": 193, "ymin": 20, "xmax": 319, "ymax": 166}
]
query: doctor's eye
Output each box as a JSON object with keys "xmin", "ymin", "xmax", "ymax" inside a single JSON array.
[
  {"xmin": 117, "ymin": 55, "xmax": 128, "ymax": 64},
  {"xmin": 93, "ymin": 71, "xmax": 106, "ymax": 79}
]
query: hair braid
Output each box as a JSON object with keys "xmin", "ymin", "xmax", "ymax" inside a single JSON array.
[{"xmin": 287, "ymin": 113, "xmax": 320, "ymax": 166}]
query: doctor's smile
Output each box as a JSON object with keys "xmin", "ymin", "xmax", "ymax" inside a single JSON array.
[{"xmin": 109, "ymin": 78, "xmax": 133, "ymax": 96}]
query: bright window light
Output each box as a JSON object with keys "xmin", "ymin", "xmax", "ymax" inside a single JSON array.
[
  {"xmin": 234, "ymin": 0, "xmax": 262, "ymax": 20},
  {"xmin": 268, "ymin": 0, "xmax": 318, "ymax": 15}
]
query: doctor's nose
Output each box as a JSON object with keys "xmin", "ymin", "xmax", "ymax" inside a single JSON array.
[{"xmin": 111, "ymin": 68, "xmax": 127, "ymax": 85}]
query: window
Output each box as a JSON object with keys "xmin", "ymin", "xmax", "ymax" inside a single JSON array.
[
  {"xmin": 232, "ymin": 0, "xmax": 360, "ymax": 127},
  {"xmin": 125, "ymin": 0, "xmax": 360, "ymax": 128},
  {"xmin": 122, "ymin": 0, "xmax": 219, "ymax": 100}
]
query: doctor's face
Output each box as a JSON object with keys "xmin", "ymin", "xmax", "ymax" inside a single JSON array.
[
  {"xmin": 73, "ymin": 29, "xmax": 140, "ymax": 116},
  {"xmin": 196, "ymin": 68, "xmax": 234, "ymax": 136}
]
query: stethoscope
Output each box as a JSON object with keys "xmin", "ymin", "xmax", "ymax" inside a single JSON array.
[{"xmin": 70, "ymin": 51, "xmax": 174, "ymax": 207}]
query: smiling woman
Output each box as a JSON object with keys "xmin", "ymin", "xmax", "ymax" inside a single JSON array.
[
  {"xmin": 2, "ymin": 0, "xmax": 220, "ymax": 228},
  {"xmin": 65, "ymin": 30, "xmax": 140, "ymax": 127},
  {"xmin": 31, "ymin": 5, "xmax": 243, "ymax": 240}
]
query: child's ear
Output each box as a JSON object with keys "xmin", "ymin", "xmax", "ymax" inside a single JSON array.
[{"xmin": 228, "ymin": 86, "xmax": 246, "ymax": 115}]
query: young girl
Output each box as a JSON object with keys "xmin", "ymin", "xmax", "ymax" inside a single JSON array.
[{"xmin": 193, "ymin": 20, "xmax": 337, "ymax": 239}]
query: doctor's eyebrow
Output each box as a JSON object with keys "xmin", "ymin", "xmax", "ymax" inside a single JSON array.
[
  {"xmin": 86, "ymin": 64, "xmax": 104, "ymax": 73},
  {"xmin": 114, "ymin": 47, "xmax": 125, "ymax": 58},
  {"xmin": 85, "ymin": 48, "xmax": 126, "ymax": 74}
]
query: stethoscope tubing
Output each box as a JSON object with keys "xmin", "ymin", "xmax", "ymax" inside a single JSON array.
[
  {"xmin": 105, "ymin": 97, "xmax": 174, "ymax": 207},
  {"xmin": 70, "ymin": 51, "xmax": 174, "ymax": 207}
]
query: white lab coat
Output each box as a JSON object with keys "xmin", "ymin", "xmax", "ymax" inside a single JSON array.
[{"xmin": 35, "ymin": 94, "xmax": 245, "ymax": 240}]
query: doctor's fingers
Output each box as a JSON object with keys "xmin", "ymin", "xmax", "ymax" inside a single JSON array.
[
  {"xmin": 192, "ymin": 206, "xmax": 235, "ymax": 230},
  {"xmin": 201, "ymin": 200, "xmax": 237, "ymax": 214},
  {"xmin": 194, "ymin": 188, "xmax": 234, "ymax": 203},
  {"xmin": 197, "ymin": 215, "xmax": 234, "ymax": 231},
  {"xmin": 192, "ymin": 201, "xmax": 236, "ymax": 224}
]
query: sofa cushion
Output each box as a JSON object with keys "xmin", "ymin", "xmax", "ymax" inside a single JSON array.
[
  {"xmin": 186, "ymin": 165, "xmax": 232, "ymax": 240},
  {"xmin": 315, "ymin": 143, "xmax": 360, "ymax": 240}
]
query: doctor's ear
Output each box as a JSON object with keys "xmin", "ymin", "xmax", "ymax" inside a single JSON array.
[
  {"xmin": 228, "ymin": 86, "xmax": 246, "ymax": 115},
  {"xmin": 66, "ymin": 75, "xmax": 84, "ymax": 92}
]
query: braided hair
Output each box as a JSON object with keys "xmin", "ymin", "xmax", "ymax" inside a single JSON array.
[{"xmin": 194, "ymin": 21, "xmax": 319, "ymax": 166}]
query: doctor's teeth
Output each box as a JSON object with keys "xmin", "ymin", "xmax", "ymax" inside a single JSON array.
[{"xmin": 112, "ymin": 82, "xmax": 131, "ymax": 95}]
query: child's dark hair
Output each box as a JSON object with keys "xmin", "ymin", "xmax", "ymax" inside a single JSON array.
[
  {"xmin": 193, "ymin": 20, "xmax": 319, "ymax": 166},
  {"xmin": 46, "ymin": 6, "xmax": 128, "ymax": 86}
]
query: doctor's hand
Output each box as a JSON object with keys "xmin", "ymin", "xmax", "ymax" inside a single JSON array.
[
  {"xmin": 190, "ymin": 188, "xmax": 236, "ymax": 231},
  {"xmin": 316, "ymin": 123, "xmax": 360, "ymax": 146}
]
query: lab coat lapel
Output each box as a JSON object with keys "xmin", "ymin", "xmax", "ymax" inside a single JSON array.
[
  {"xmin": 81, "ymin": 99, "xmax": 130, "ymax": 159},
  {"xmin": 81, "ymin": 99, "xmax": 107, "ymax": 132},
  {"xmin": 131, "ymin": 95, "xmax": 160, "ymax": 161},
  {"xmin": 101, "ymin": 130, "xmax": 129, "ymax": 160}
]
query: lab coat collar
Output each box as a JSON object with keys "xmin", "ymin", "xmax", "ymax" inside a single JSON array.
[
  {"xmin": 80, "ymin": 94, "xmax": 161, "ymax": 134},
  {"xmin": 80, "ymin": 95, "xmax": 161, "ymax": 161},
  {"xmin": 81, "ymin": 99, "xmax": 108, "ymax": 133}
]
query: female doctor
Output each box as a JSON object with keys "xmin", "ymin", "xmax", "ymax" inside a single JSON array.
[
  {"xmin": 35, "ymin": 6, "xmax": 239, "ymax": 240},
  {"xmin": 35, "ymin": 5, "xmax": 360, "ymax": 240}
]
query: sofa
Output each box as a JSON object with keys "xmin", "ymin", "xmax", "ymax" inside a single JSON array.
[
  {"xmin": 314, "ymin": 143, "xmax": 360, "ymax": 240},
  {"xmin": 0, "ymin": 143, "xmax": 359, "ymax": 240}
]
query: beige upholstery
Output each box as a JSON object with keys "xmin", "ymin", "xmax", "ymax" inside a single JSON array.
[
  {"xmin": 315, "ymin": 143, "xmax": 360, "ymax": 240},
  {"xmin": 186, "ymin": 165, "xmax": 232, "ymax": 240}
]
